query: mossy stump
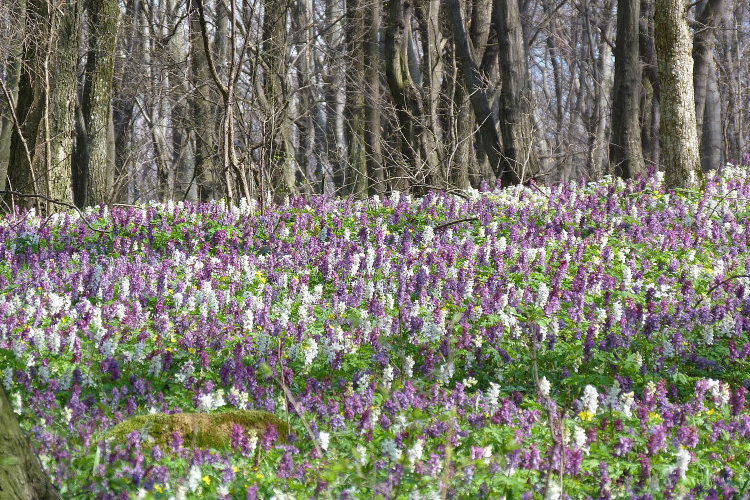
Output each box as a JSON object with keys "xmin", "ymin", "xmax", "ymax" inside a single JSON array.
[{"xmin": 107, "ymin": 410, "xmax": 290, "ymax": 451}]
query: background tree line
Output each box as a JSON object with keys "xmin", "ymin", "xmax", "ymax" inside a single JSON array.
[{"xmin": 0, "ymin": 0, "xmax": 743, "ymax": 211}]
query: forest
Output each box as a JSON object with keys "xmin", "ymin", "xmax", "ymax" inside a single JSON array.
[{"xmin": 0, "ymin": 0, "xmax": 745, "ymax": 208}]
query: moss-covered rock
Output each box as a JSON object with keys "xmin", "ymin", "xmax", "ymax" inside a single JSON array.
[{"xmin": 106, "ymin": 410, "xmax": 290, "ymax": 451}]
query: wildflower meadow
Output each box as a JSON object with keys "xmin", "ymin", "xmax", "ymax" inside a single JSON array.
[{"xmin": 2, "ymin": 166, "xmax": 750, "ymax": 499}]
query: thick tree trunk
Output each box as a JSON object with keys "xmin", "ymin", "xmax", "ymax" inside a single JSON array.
[
  {"xmin": 189, "ymin": 4, "xmax": 218, "ymax": 202},
  {"xmin": 384, "ymin": 0, "xmax": 417, "ymax": 192},
  {"xmin": 8, "ymin": 0, "xmax": 80, "ymax": 209},
  {"xmin": 293, "ymin": 0, "xmax": 319, "ymax": 195},
  {"xmin": 364, "ymin": 0, "xmax": 384, "ymax": 196},
  {"xmin": 445, "ymin": 0, "xmax": 519, "ymax": 187},
  {"xmin": 346, "ymin": 0, "xmax": 368, "ymax": 198},
  {"xmin": 494, "ymin": 0, "xmax": 539, "ymax": 182},
  {"xmin": 0, "ymin": 0, "xmax": 26, "ymax": 194},
  {"xmin": 324, "ymin": 0, "xmax": 346, "ymax": 194},
  {"xmin": 0, "ymin": 385, "xmax": 62, "ymax": 500},
  {"xmin": 82, "ymin": 0, "xmax": 119, "ymax": 205},
  {"xmin": 692, "ymin": 0, "xmax": 726, "ymax": 170},
  {"xmin": 112, "ymin": 0, "xmax": 139, "ymax": 203},
  {"xmin": 416, "ymin": 0, "xmax": 445, "ymax": 190},
  {"xmin": 169, "ymin": 0, "xmax": 196, "ymax": 202},
  {"xmin": 655, "ymin": 0, "xmax": 701, "ymax": 189},
  {"xmin": 610, "ymin": 0, "xmax": 645, "ymax": 179},
  {"xmin": 590, "ymin": 0, "xmax": 616, "ymax": 178},
  {"xmin": 639, "ymin": 0, "xmax": 661, "ymax": 168},
  {"xmin": 701, "ymin": 57, "xmax": 723, "ymax": 171}
]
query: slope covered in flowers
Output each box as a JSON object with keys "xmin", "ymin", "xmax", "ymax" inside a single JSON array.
[{"xmin": 2, "ymin": 167, "xmax": 750, "ymax": 499}]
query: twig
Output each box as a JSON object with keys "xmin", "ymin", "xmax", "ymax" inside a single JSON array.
[
  {"xmin": 433, "ymin": 216, "xmax": 479, "ymax": 231},
  {"xmin": 0, "ymin": 190, "xmax": 110, "ymax": 234},
  {"xmin": 694, "ymin": 274, "xmax": 750, "ymax": 309}
]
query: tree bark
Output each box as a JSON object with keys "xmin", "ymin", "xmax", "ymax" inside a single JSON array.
[
  {"xmin": 692, "ymin": 0, "xmax": 726, "ymax": 170},
  {"xmin": 189, "ymin": 1, "xmax": 217, "ymax": 202},
  {"xmin": 82, "ymin": 0, "xmax": 120, "ymax": 205},
  {"xmin": 0, "ymin": 0, "xmax": 27, "ymax": 194},
  {"xmin": 8, "ymin": 0, "xmax": 80, "ymax": 209},
  {"xmin": 346, "ymin": 0, "xmax": 368, "ymax": 197},
  {"xmin": 0, "ymin": 385, "xmax": 62, "ymax": 500},
  {"xmin": 364, "ymin": 0, "xmax": 384, "ymax": 196},
  {"xmin": 384, "ymin": 0, "xmax": 417, "ymax": 192},
  {"xmin": 610, "ymin": 0, "xmax": 645, "ymax": 179},
  {"xmin": 445, "ymin": 0, "xmax": 519, "ymax": 187},
  {"xmin": 701, "ymin": 56, "xmax": 723, "ymax": 171},
  {"xmin": 494, "ymin": 0, "xmax": 539, "ymax": 182},
  {"xmin": 655, "ymin": 0, "xmax": 701, "ymax": 189}
]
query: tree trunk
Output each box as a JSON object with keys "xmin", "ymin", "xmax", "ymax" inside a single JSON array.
[
  {"xmin": 639, "ymin": 0, "xmax": 661, "ymax": 168},
  {"xmin": 590, "ymin": 0, "xmax": 616, "ymax": 178},
  {"xmin": 692, "ymin": 0, "xmax": 726, "ymax": 170},
  {"xmin": 8, "ymin": 0, "xmax": 80, "ymax": 209},
  {"xmin": 445, "ymin": 0, "xmax": 519, "ymax": 187},
  {"xmin": 262, "ymin": 0, "xmax": 298, "ymax": 199},
  {"xmin": 364, "ymin": 0, "xmax": 384, "ymax": 196},
  {"xmin": 82, "ymin": 0, "xmax": 119, "ymax": 205},
  {"xmin": 169, "ymin": 0, "xmax": 196, "ymax": 202},
  {"xmin": 701, "ymin": 56, "xmax": 723, "ymax": 171},
  {"xmin": 189, "ymin": 2, "xmax": 217, "ymax": 202},
  {"xmin": 0, "ymin": 385, "xmax": 62, "ymax": 500},
  {"xmin": 494, "ymin": 0, "xmax": 539, "ymax": 182},
  {"xmin": 384, "ymin": 0, "xmax": 417, "ymax": 192},
  {"xmin": 416, "ymin": 0, "xmax": 445, "ymax": 190},
  {"xmin": 655, "ymin": 0, "xmax": 701, "ymax": 189},
  {"xmin": 324, "ymin": 0, "xmax": 346, "ymax": 194},
  {"xmin": 0, "ymin": 0, "xmax": 27, "ymax": 194},
  {"xmin": 293, "ymin": 0, "xmax": 319, "ymax": 195},
  {"xmin": 610, "ymin": 0, "xmax": 645, "ymax": 179},
  {"xmin": 346, "ymin": 0, "xmax": 368, "ymax": 197},
  {"xmin": 112, "ymin": 0, "xmax": 139, "ymax": 203}
]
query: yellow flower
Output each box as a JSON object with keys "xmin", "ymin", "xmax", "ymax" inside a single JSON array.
[
  {"xmin": 706, "ymin": 408, "xmax": 715, "ymax": 416},
  {"xmin": 155, "ymin": 485, "xmax": 164, "ymax": 493},
  {"xmin": 648, "ymin": 412, "xmax": 662, "ymax": 421},
  {"xmin": 232, "ymin": 466, "xmax": 239, "ymax": 473},
  {"xmin": 578, "ymin": 411, "xmax": 594, "ymax": 422},
  {"xmin": 202, "ymin": 475, "xmax": 211, "ymax": 485},
  {"xmin": 188, "ymin": 348, "xmax": 196, "ymax": 354},
  {"xmin": 255, "ymin": 473, "xmax": 263, "ymax": 479}
]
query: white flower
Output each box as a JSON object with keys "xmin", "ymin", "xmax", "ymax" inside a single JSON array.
[
  {"xmin": 574, "ymin": 425, "xmax": 588, "ymax": 454},
  {"xmin": 539, "ymin": 376, "xmax": 551, "ymax": 399},
  {"xmin": 546, "ymin": 481, "xmax": 562, "ymax": 500},
  {"xmin": 12, "ymin": 393, "xmax": 22, "ymax": 415},
  {"xmin": 605, "ymin": 380, "xmax": 621, "ymax": 410},
  {"xmin": 381, "ymin": 439, "xmax": 402, "ymax": 462},
  {"xmin": 581, "ymin": 385, "xmax": 599, "ymax": 415},
  {"xmin": 187, "ymin": 465, "xmax": 201, "ymax": 492},
  {"xmin": 319, "ymin": 431, "xmax": 330, "ymax": 451},
  {"xmin": 486, "ymin": 382, "xmax": 501, "ymax": 411},
  {"xmin": 536, "ymin": 283, "xmax": 549, "ymax": 307},
  {"xmin": 674, "ymin": 447, "xmax": 691, "ymax": 480},
  {"xmin": 383, "ymin": 365, "xmax": 394, "ymax": 390},
  {"xmin": 404, "ymin": 356, "xmax": 415, "ymax": 378},
  {"xmin": 355, "ymin": 444, "xmax": 368, "ymax": 466},
  {"xmin": 406, "ymin": 438, "xmax": 424, "ymax": 469},
  {"xmin": 620, "ymin": 392, "xmax": 635, "ymax": 419}
]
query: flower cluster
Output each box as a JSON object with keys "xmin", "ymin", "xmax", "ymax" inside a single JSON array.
[{"xmin": 2, "ymin": 166, "xmax": 750, "ymax": 498}]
